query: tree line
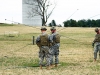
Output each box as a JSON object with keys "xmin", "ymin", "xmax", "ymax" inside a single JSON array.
[{"xmin": 63, "ymin": 19, "xmax": 100, "ymax": 27}]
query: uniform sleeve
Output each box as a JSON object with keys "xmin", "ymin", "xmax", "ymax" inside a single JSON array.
[
  {"xmin": 36, "ymin": 35, "xmax": 40, "ymax": 43},
  {"xmin": 93, "ymin": 34, "xmax": 99, "ymax": 43}
]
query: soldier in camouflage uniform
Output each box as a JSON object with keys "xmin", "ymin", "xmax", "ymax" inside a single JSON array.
[
  {"xmin": 92, "ymin": 28, "xmax": 100, "ymax": 62},
  {"xmin": 36, "ymin": 26, "xmax": 51, "ymax": 69},
  {"xmin": 49, "ymin": 26, "xmax": 60, "ymax": 67}
]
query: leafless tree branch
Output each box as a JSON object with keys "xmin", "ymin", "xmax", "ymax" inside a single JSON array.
[{"xmin": 23, "ymin": 0, "xmax": 57, "ymax": 26}]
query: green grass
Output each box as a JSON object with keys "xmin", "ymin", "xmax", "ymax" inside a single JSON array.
[
  {"xmin": 0, "ymin": 26, "xmax": 99, "ymax": 75},
  {"xmin": 0, "ymin": 33, "xmax": 39, "ymax": 41},
  {"xmin": 59, "ymin": 62, "xmax": 80, "ymax": 67},
  {"xmin": 0, "ymin": 57, "xmax": 39, "ymax": 68},
  {"xmin": 90, "ymin": 64, "xmax": 100, "ymax": 71},
  {"xmin": 0, "ymin": 23, "xmax": 14, "ymax": 26}
]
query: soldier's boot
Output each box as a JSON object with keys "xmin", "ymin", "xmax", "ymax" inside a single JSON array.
[
  {"xmin": 40, "ymin": 65, "xmax": 42, "ymax": 69},
  {"xmin": 55, "ymin": 64, "xmax": 57, "ymax": 67},
  {"xmin": 50, "ymin": 64, "xmax": 54, "ymax": 68},
  {"xmin": 94, "ymin": 58, "xmax": 96, "ymax": 62},
  {"xmin": 46, "ymin": 66, "xmax": 50, "ymax": 70}
]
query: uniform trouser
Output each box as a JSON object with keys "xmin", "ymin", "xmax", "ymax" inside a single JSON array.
[
  {"xmin": 39, "ymin": 46, "xmax": 50, "ymax": 66},
  {"xmin": 94, "ymin": 42, "xmax": 100, "ymax": 59},
  {"xmin": 50, "ymin": 44, "xmax": 59, "ymax": 65}
]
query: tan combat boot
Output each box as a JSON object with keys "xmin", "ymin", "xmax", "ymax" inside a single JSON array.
[
  {"xmin": 55, "ymin": 64, "xmax": 57, "ymax": 67},
  {"xmin": 46, "ymin": 66, "xmax": 50, "ymax": 70},
  {"xmin": 94, "ymin": 59, "xmax": 96, "ymax": 62},
  {"xmin": 40, "ymin": 65, "xmax": 42, "ymax": 69},
  {"xmin": 50, "ymin": 64, "xmax": 54, "ymax": 69}
]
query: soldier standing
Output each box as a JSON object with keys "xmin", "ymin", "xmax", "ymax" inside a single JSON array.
[
  {"xmin": 92, "ymin": 28, "xmax": 100, "ymax": 62},
  {"xmin": 49, "ymin": 26, "xmax": 60, "ymax": 67},
  {"xmin": 36, "ymin": 26, "xmax": 51, "ymax": 70}
]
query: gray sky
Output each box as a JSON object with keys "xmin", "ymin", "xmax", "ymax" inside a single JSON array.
[{"xmin": 0, "ymin": 0, "xmax": 100, "ymax": 24}]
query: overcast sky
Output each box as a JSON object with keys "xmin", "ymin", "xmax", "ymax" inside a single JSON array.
[{"xmin": 0, "ymin": 0, "xmax": 100, "ymax": 24}]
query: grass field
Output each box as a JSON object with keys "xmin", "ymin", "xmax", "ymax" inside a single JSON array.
[{"xmin": 0, "ymin": 24, "xmax": 100, "ymax": 75}]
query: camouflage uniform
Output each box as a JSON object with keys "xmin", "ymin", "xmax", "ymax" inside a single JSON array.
[
  {"xmin": 94, "ymin": 42, "xmax": 100, "ymax": 60},
  {"xmin": 49, "ymin": 26, "xmax": 60, "ymax": 67},
  {"xmin": 36, "ymin": 27, "xmax": 51, "ymax": 69},
  {"xmin": 93, "ymin": 28, "xmax": 100, "ymax": 61}
]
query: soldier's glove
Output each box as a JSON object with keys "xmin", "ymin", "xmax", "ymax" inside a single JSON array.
[
  {"xmin": 36, "ymin": 42, "xmax": 41, "ymax": 47},
  {"xmin": 92, "ymin": 42, "xmax": 94, "ymax": 47}
]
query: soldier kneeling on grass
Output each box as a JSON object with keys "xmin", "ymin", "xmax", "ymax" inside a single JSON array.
[{"xmin": 36, "ymin": 26, "xmax": 51, "ymax": 70}]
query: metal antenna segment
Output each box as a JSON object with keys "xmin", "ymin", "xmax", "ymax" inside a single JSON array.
[
  {"xmin": 88, "ymin": 14, "xmax": 100, "ymax": 19},
  {"xmin": 57, "ymin": 9, "xmax": 79, "ymax": 32},
  {"xmin": 67, "ymin": 9, "xmax": 79, "ymax": 20}
]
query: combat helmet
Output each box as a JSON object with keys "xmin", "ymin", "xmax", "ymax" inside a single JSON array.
[
  {"xmin": 95, "ymin": 28, "xmax": 99, "ymax": 32},
  {"xmin": 41, "ymin": 26, "xmax": 47, "ymax": 30},
  {"xmin": 50, "ymin": 26, "xmax": 56, "ymax": 30}
]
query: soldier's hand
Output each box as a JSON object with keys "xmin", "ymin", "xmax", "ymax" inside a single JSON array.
[
  {"xmin": 92, "ymin": 42, "xmax": 94, "ymax": 47},
  {"xmin": 49, "ymin": 43, "xmax": 52, "ymax": 46}
]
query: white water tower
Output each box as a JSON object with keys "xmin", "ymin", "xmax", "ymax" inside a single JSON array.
[{"xmin": 22, "ymin": 0, "xmax": 42, "ymax": 26}]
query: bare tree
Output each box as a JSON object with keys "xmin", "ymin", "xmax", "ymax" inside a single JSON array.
[{"xmin": 24, "ymin": 0, "xmax": 57, "ymax": 26}]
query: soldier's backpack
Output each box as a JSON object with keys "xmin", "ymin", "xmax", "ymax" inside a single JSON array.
[
  {"xmin": 53, "ymin": 33, "xmax": 60, "ymax": 44},
  {"xmin": 40, "ymin": 34, "xmax": 49, "ymax": 46}
]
